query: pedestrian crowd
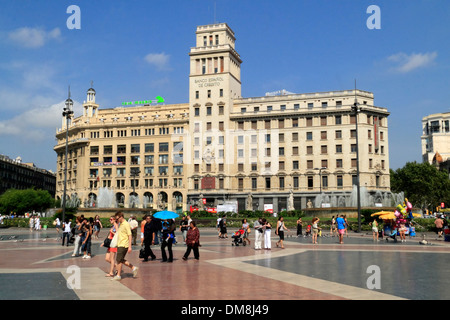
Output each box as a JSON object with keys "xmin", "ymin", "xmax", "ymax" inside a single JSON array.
[
  {"xmin": 52, "ymin": 212, "xmax": 449, "ymax": 281},
  {"xmin": 63, "ymin": 212, "xmax": 200, "ymax": 281}
]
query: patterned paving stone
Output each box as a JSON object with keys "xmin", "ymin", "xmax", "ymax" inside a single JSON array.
[{"xmin": 0, "ymin": 228, "xmax": 449, "ymax": 301}]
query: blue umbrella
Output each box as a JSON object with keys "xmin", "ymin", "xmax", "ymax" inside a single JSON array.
[{"xmin": 153, "ymin": 210, "xmax": 179, "ymax": 220}]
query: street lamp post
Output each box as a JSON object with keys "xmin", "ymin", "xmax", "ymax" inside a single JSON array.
[
  {"xmin": 314, "ymin": 167, "xmax": 327, "ymax": 209},
  {"xmin": 62, "ymin": 87, "xmax": 74, "ymax": 225},
  {"xmin": 352, "ymin": 97, "xmax": 362, "ymax": 233},
  {"xmin": 314, "ymin": 167, "xmax": 327, "ymax": 194},
  {"xmin": 130, "ymin": 168, "xmax": 140, "ymax": 208}
]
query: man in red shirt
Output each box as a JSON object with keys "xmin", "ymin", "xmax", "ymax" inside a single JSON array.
[
  {"xmin": 435, "ymin": 216, "xmax": 444, "ymax": 238},
  {"xmin": 182, "ymin": 221, "xmax": 200, "ymax": 260}
]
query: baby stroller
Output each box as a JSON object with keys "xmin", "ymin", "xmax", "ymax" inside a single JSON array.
[
  {"xmin": 409, "ymin": 226, "xmax": 416, "ymax": 237},
  {"xmin": 231, "ymin": 229, "xmax": 246, "ymax": 246},
  {"xmin": 305, "ymin": 225, "xmax": 312, "ymax": 237},
  {"xmin": 384, "ymin": 225, "xmax": 397, "ymax": 243}
]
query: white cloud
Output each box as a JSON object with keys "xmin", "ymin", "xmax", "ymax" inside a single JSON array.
[
  {"xmin": 0, "ymin": 61, "xmax": 62, "ymax": 113},
  {"xmin": 144, "ymin": 52, "xmax": 171, "ymax": 70},
  {"xmin": 8, "ymin": 27, "xmax": 61, "ymax": 48},
  {"xmin": 0, "ymin": 100, "xmax": 82, "ymax": 142},
  {"xmin": 388, "ymin": 52, "xmax": 438, "ymax": 73}
]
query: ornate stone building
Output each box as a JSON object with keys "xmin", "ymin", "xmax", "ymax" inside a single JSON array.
[{"xmin": 55, "ymin": 23, "xmax": 391, "ymax": 212}]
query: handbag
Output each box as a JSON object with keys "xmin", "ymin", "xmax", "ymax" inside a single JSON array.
[
  {"xmin": 103, "ymin": 237, "xmax": 111, "ymax": 248},
  {"xmin": 139, "ymin": 246, "xmax": 145, "ymax": 259},
  {"xmin": 110, "ymin": 232, "xmax": 118, "ymax": 248}
]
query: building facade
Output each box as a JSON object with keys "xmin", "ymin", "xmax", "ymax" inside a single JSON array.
[
  {"xmin": 54, "ymin": 23, "xmax": 391, "ymax": 212},
  {"xmin": 421, "ymin": 112, "xmax": 450, "ymax": 165},
  {"xmin": 0, "ymin": 155, "xmax": 56, "ymax": 196}
]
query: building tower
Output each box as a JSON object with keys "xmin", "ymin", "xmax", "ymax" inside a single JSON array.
[
  {"xmin": 83, "ymin": 83, "xmax": 99, "ymax": 120},
  {"xmin": 422, "ymin": 112, "xmax": 450, "ymax": 164},
  {"xmin": 187, "ymin": 23, "xmax": 243, "ymax": 207}
]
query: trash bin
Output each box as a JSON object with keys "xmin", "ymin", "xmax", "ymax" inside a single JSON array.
[{"xmin": 43, "ymin": 225, "xmax": 47, "ymax": 230}]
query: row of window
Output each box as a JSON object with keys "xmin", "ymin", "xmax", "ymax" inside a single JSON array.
[
  {"xmin": 90, "ymin": 154, "xmax": 183, "ymax": 166},
  {"xmin": 89, "ymin": 178, "xmax": 184, "ymax": 190},
  {"xmin": 195, "ymin": 57, "xmax": 225, "ymax": 75},
  {"xmin": 88, "ymin": 166, "xmax": 184, "ymax": 177},
  {"xmin": 81, "ymin": 116, "xmax": 386, "ymax": 141},
  {"xmin": 68, "ymin": 173, "xmax": 384, "ymax": 192},
  {"xmin": 424, "ymin": 120, "xmax": 450, "ymax": 135},
  {"xmin": 192, "ymin": 174, "xmax": 383, "ymax": 191},
  {"xmin": 194, "ymin": 89, "xmax": 224, "ymax": 100},
  {"xmin": 235, "ymin": 115, "xmax": 384, "ymax": 128},
  {"xmin": 194, "ymin": 129, "xmax": 385, "ymax": 145},
  {"xmin": 237, "ymin": 101, "xmax": 344, "ymax": 113},
  {"xmin": 222, "ymin": 144, "xmax": 384, "ymax": 157},
  {"xmin": 86, "ymin": 153, "xmax": 386, "ymax": 175},
  {"xmin": 193, "ymin": 158, "xmax": 386, "ymax": 172},
  {"xmin": 85, "ymin": 127, "xmax": 185, "ymax": 140},
  {"xmin": 202, "ymin": 34, "xmax": 220, "ymax": 47},
  {"xmin": 89, "ymin": 142, "xmax": 181, "ymax": 155}
]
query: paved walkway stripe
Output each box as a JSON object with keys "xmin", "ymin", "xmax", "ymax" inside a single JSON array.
[
  {"xmin": 0, "ymin": 267, "xmax": 144, "ymax": 300},
  {"xmin": 206, "ymin": 249, "xmax": 406, "ymax": 300}
]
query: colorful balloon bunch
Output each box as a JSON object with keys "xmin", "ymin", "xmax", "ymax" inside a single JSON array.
[{"xmin": 394, "ymin": 198, "xmax": 413, "ymax": 223}]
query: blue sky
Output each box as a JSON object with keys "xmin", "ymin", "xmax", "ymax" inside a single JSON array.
[{"xmin": 0, "ymin": 0, "xmax": 449, "ymax": 172}]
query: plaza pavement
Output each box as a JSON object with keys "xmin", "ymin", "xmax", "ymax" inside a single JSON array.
[{"xmin": 0, "ymin": 226, "xmax": 449, "ymax": 301}]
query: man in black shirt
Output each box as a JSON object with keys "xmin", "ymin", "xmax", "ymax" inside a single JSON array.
[{"xmin": 142, "ymin": 215, "xmax": 156, "ymax": 261}]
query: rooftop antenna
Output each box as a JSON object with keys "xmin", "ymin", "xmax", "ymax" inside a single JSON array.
[{"xmin": 214, "ymin": 0, "xmax": 217, "ymax": 23}]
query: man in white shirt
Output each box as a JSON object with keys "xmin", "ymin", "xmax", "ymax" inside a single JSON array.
[
  {"xmin": 62, "ymin": 219, "xmax": 72, "ymax": 246},
  {"xmin": 35, "ymin": 216, "xmax": 40, "ymax": 231},
  {"xmin": 129, "ymin": 216, "xmax": 139, "ymax": 246},
  {"xmin": 254, "ymin": 217, "xmax": 264, "ymax": 250}
]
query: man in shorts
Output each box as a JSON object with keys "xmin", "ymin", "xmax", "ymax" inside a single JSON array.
[
  {"xmin": 336, "ymin": 215, "xmax": 346, "ymax": 244},
  {"xmin": 112, "ymin": 211, "xmax": 138, "ymax": 281},
  {"xmin": 435, "ymin": 216, "xmax": 444, "ymax": 238},
  {"xmin": 129, "ymin": 215, "xmax": 138, "ymax": 246}
]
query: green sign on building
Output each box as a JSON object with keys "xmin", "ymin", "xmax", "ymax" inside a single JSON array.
[{"xmin": 122, "ymin": 96, "xmax": 165, "ymax": 106}]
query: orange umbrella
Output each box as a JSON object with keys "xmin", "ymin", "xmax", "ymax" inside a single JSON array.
[
  {"xmin": 371, "ymin": 211, "xmax": 394, "ymax": 217},
  {"xmin": 377, "ymin": 212, "xmax": 397, "ymax": 220}
]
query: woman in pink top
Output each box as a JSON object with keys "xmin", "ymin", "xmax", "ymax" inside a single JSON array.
[{"xmin": 101, "ymin": 216, "xmax": 118, "ymax": 277}]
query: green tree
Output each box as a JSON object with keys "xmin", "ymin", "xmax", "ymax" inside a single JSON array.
[
  {"xmin": 0, "ymin": 188, "xmax": 55, "ymax": 215},
  {"xmin": 390, "ymin": 162, "xmax": 450, "ymax": 210}
]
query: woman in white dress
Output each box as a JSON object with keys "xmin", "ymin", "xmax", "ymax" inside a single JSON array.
[
  {"xmin": 34, "ymin": 216, "xmax": 40, "ymax": 231},
  {"xmin": 262, "ymin": 218, "xmax": 272, "ymax": 250},
  {"xmin": 29, "ymin": 216, "xmax": 35, "ymax": 232}
]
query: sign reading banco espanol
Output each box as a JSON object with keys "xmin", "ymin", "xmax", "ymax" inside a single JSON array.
[
  {"xmin": 194, "ymin": 76, "xmax": 224, "ymax": 88},
  {"xmin": 122, "ymin": 96, "xmax": 165, "ymax": 106}
]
